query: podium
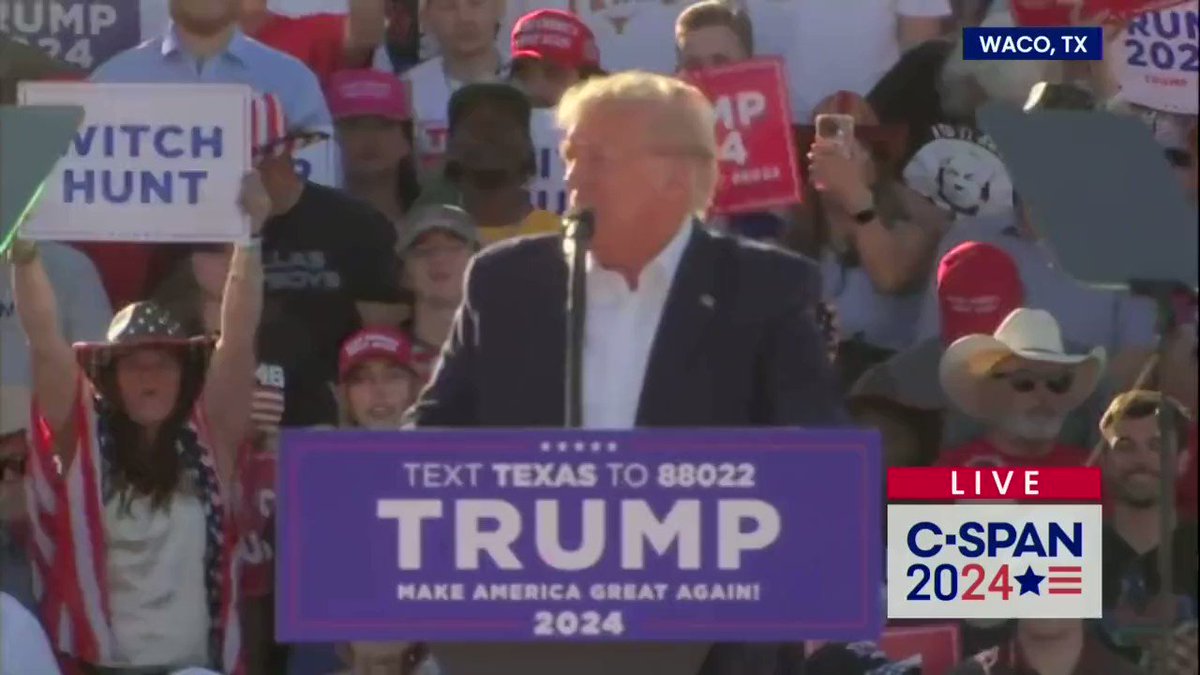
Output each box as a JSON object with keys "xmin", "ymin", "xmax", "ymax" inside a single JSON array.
[{"xmin": 277, "ymin": 428, "xmax": 884, "ymax": 675}]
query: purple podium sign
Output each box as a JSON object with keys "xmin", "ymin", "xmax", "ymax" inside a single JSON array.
[{"xmin": 277, "ymin": 428, "xmax": 882, "ymax": 643}]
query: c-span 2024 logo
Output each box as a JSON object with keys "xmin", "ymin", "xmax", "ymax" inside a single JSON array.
[{"xmin": 886, "ymin": 467, "xmax": 1103, "ymax": 619}]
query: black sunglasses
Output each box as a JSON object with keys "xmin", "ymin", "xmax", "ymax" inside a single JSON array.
[{"xmin": 991, "ymin": 369, "xmax": 1075, "ymax": 395}]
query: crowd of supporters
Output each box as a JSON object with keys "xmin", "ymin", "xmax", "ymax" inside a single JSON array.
[{"xmin": 1, "ymin": 0, "xmax": 1197, "ymax": 673}]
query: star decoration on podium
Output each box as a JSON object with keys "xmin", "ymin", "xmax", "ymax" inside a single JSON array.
[{"xmin": 1015, "ymin": 565, "xmax": 1045, "ymax": 596}]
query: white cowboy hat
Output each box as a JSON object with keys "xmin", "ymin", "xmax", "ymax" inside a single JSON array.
[
  {"xmin": 0, "ymin": 385, "xmax": 31, "ymax": 437},
  {"xmin": 939, "ymin": 308, "xmax": 1106, "ymax": 420}
]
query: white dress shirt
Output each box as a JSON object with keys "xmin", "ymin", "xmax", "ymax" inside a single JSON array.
[{"xmin": 582, "ymin": 221, "xmax": 692, "ymax": 430}]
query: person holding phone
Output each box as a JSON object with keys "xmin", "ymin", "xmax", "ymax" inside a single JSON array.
[{"xmin": 806, "ymin": 92, "xmax": 950, "ymax": 387}]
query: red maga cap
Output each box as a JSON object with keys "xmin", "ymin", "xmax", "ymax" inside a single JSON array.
[
  {"xmin": 338, "ymin": 328, "xmax": 415, "ymax": 381},
  {"xmin": 511, "ymin": 9, "xmax": 600, "ymax": 71}
]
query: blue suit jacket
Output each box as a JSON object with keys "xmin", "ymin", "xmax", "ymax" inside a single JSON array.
[{"xmin": 408, "ymin": 224, "xmax": 846, "ymax": 429}]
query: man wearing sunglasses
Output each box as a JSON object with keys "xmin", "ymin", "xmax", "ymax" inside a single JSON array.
[{"xmin": 934, "ymin": 308, "xmax": 1105, "ymax": 468}]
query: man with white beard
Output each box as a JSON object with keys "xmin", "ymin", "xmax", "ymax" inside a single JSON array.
[{"xmin": 933, "ymin": 308, "xmax": 1105, "ymax": 467}]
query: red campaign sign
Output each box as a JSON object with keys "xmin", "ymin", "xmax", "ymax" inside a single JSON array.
[
  {"xmin": 1011, "ymin": 0, "xmax": 1189, "ymax": 25},
  {"xmin": 682, "ymin": 58, "xmax": 803, "ymax": 215},
  {"xmin": 880, "ymin": 623, "xmax": 961, "ymax": 675}
]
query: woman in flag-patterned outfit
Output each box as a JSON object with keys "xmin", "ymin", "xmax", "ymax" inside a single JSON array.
[{"xmin": 6, "ymin": 173, "xmax": 271, "ymax": 675}]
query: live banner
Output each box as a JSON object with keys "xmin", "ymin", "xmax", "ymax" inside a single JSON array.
[
  {"xmin": 277, "ymin": 428, "xmax": 882, "ymax": 642},
  {"xmin": 886, "ymin": 467, "xmax": 1103, "ymax": 620},
  {"xmin": 682, "ymin": 58, "xmax": 803, "ymax": 215},
  {"xmin": 1010, "ymin": 0, "xmax": 1189, "ymax": 25},
  {"xmin": 17, "ymin": 82, "xmax": 251, "ymax": 243}
]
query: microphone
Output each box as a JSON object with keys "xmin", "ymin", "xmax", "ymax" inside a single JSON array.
[
  {"xmin": 562, "ymin": 207, "xmax": 596, "ymax": 249},
  {"xmin": 563, "ymin": 207, "xmax": 594, "ymax": 428}
]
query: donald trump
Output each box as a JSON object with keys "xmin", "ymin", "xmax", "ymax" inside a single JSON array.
[{"xmin": 409, "ymin": 71, "xmax": 844, "ymax": 673}]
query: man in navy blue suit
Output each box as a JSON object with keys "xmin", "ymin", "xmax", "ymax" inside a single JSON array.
[{"xmin": 407, "ymin": 72, "xmax": 845, "ymax": 675}]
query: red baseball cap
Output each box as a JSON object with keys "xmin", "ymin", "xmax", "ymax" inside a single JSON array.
[
  {"xmin": 510, "ymin": 9, "xmax": 600, "ymax": 71},
  {"xmin": 338, "ymin": 328, "xmax": 415, "ymax": 381},
  {"xmin": 937, "ymin": 242, "xmax": 1024, "ymax": 346},
  {"xmin": 326, "ymin": 70, "xmax": 411, "ymax": 122}
]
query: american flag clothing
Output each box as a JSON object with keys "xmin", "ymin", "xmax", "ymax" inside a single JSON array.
[
  {"xmin": 249, "ymin": 363, "xmax": 286, "ymax": 434},
  {"xmin": 234, "ymin": 445, "xmax": 276, "ymax": 599},
  {"xmin": 251, "ymin": 91, "xmax": 329, "ymax": 164},
  {"xmin": 24, "ymin": 374, "xmax": 243, "ymax": 673},
  {"xmin": 235, "ymin": 362, "xmax": 285, "ymax": 599}
]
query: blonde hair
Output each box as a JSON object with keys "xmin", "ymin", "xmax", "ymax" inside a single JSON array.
[{"xmin": 556, "ymin": 71, "xmax": 719, "ymax": 213}]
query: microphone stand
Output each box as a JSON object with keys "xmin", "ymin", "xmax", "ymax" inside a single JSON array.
[
  {"xmin": 1129, "ymin": 279, "xmax": 1187, "ymax": 675},
  {"xmin": 564, "ymin": 210, "xmax": 595, "ymax": 429}
]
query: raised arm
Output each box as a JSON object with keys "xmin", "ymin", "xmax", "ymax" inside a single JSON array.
[
  {"xmin": 809, "ymin": 139, "xmax": 948, "ymax": 294},
  {"xmin": 203, "ymin": 173, "xmax": 271, "ymax": 491},
  {"xmin": 9, "ymin": 240, "xmax": 81, "ymax": 458},
  {"xmin": 345, "ymin": 0, "xmax": 387, "ymax": 67}
]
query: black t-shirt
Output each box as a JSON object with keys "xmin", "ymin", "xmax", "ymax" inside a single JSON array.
[
  {"xmin": 1099, "ymin": 521, "xmax": 1199, "ymax": 663},
  {"xmin": 867, "ymin": 39, "xmax": 1015, "ymax": 221},
  {"xmin": 259, "ymin": 183, "xmax": 401, "ymax": 426}
]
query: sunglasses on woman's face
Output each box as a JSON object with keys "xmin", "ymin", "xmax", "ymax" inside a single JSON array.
[{"xmin": 991, "ymin": 369, "xmax": 1075, "ymax": 395}]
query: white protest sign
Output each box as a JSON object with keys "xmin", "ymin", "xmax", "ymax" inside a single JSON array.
[
  {"xmin": 530, "ymin": 108, "xmax": 568, "ymax": 215},
  {"xmin": 18, "ymin": 82, "xmax": 251, "ymax": 242},
  {"xmin": 1117, "ymin": 1, "xmax": 1199, "ymax": 114}
]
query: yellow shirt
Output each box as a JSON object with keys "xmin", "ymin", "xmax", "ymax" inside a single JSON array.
[{"xmin": 477, "ymin": 209, "xmax": 561, "ymax": 246}]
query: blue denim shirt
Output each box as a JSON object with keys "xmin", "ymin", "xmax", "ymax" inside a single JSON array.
[{"xmin": 91, "ymin": 23, "xmax": 331, "ymax": 132}]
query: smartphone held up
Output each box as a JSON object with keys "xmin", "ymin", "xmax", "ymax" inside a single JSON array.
[{"xmin": 815, "ymin": 113, "xmax": 855, "ymax": 155}]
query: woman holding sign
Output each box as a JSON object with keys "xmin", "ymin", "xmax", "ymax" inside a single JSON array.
[{"xmin": 5, "ymin": 173, "xmax": 271, "ymax": 674}]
